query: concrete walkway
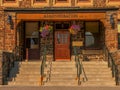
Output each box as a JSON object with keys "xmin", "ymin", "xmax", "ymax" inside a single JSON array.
[{"xmin": 0, "ymin": 86, "xmax": 120, "ymax": 90}]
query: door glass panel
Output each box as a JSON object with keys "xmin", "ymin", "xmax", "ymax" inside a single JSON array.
[{"xmin": 56, "ymin": 33, "xmax": 68, "ymax": 44}]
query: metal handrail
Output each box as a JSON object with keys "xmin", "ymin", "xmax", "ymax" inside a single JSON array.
[
  {"xmin": 45, "ymin": 59, "xmax": 52, "ymax": 82},
  {"xmin": 80, "ymin": 56, "xmax": 88, "ymax": 82},
  {"xmin": 73, "ymin": 46, "xmax": 82, "ymax": 85},
  {"xmin": 2, "ymin": 52, "xmax": 15, "ymax": 84},
  {"xmin": 103, "ymin": 45, "xmax": 119, "ymax": 85},
  {"xmin": 40, "ymin": 46, "xmax": 47, "ymax": 85}
]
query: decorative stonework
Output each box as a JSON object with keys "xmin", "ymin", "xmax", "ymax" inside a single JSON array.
[
  {"xmin": 93, "ymin": 0, "xmax": 106, "ymax": 7},
  {"xmin": 19, "ymin": 0, "xmax": 31, "ymax": 8}
]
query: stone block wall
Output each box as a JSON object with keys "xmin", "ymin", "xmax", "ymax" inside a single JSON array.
[
  {"xmin": 4, "ymin": 12, "xmax": 16, "ymax": 51},
  {"xmin": 105, "ymin": 11, "xmax": 118, "ymax": 52}
]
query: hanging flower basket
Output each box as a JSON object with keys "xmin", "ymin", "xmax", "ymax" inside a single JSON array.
[
  {"xmin": 69, "ymin": 24, "xmax": 80, "ymax": 34},
  {"xmin": 40, "ymin": 25, "xmax": 53, "ymax": 38}
]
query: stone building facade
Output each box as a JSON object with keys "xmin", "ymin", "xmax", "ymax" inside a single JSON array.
[{"xmin": 0, "ymin": 0, "xmax": 120, "ymax": 85}]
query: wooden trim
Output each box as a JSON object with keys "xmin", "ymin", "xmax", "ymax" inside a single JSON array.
[{"xmin": 17, "ymin": 13, "xmax": 106, "ymax": 20}]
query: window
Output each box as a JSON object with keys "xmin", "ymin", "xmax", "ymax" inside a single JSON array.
[
  {"xmin": 118, "ymin": 21, "xmax": 120, "ymax": 49},
  {"xmin": 85, "ymin": 22, "xmax": 101, "ymax": 49}
]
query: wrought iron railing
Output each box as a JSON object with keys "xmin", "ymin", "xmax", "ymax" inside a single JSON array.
[
  {"xmin": 73, "ymin": 46, "xmax": 87, "ymax": 85},
  {"xmin": 2, "ymin": 46, "xmax": 23, "ymax": 84},
  {"xmin": 103, "ymin": 45, "xmax": 119, "ymax": 85},
  {"xmin": 2, "ymin": 52, "xmax": 14, "ymax": 84}
]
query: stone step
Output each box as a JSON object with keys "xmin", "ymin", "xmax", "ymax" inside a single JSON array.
[
  {"xmin": 20, "ymin": 61, "xmax": 42, "ymax": 64},
  {"xmin": 51, "ymin": 74, "xmax": 76, "ymax": 77},
  {"xmin": 16, "ymin": 74, "xmax": 41, "ymax": 78},
  {"xmin": 51, "ymin": 68, "xmax": 76, "ymax": 72},
  {"xmin": 82, "ymin": 81, "xmax": 115, "ymax": 86},
  {"xmin": 45, "ymin": 81, "xmax": 78, "ymax": 86},
  {"xmin": 52, "ymin": 61, "xmax": 75, "ymax": 63},
  {"xmin": 82, "ymin": 61, "xmax": 107, "ymax": 64},
  {"xmin": 18, "ymin": 71, "xmax": 47, "ymax": 74},
  {"xmin": 84, "ymin": 71, "xmax": 111, "ymax": 74},
  {"xmin": 13, "ymin": 76, "xmax": 42, "ymax": 82},
  {"xmin": 8, "ymin": 81, "xmax": 41, "ymax": 86},
  {"xmin": 83, "ymin": 77, "xmax": 114, "ymax": 81},
  {"xmin": 50, "ymin": 77, "xmax": 77, "ymax": 81},
  {"xmin": 51, "ymin": 71, "xmax": 76, "ymax": 74},
  {"xmin": 83, "ymin": 68, "xmax": 111, "ymax": 72}
]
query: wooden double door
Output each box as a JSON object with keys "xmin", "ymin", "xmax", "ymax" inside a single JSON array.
[{"xmin": 55, "ymin": 31, "xmax": 70, "ymax": 61}]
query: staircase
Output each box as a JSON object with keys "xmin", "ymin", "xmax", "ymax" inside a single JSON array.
[
  {"xmin": 7, "ymin": 56, "xmax": 116, "ymax": 86},
  {"xmin": 8, "ymin": 61, "xmax": 43, "ymax": 86},
  {"xmin": 44, "ymin": 61, "xmax": 78, "ymax": 86},
  {"xmin": 81, "ymin": 61, "xmax": 116, "ymax": 86}
]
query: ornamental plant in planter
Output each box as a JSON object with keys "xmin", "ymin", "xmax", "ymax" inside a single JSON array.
[
  {"xmin": 40, "ymin": 24, "xmax": 53, "ymax": 38},
  {"xmin": 69, "ymin": 24, "xmax": 80, "ymax": 34}
]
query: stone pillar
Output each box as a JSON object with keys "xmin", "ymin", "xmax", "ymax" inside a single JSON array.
[
  {"xmin": 105, "ymin": 11, "xmax": 118, "ymax": 52},
  {"xmin": 0, "ymin": 51, "xmax": 3, "ymax": 85}
]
